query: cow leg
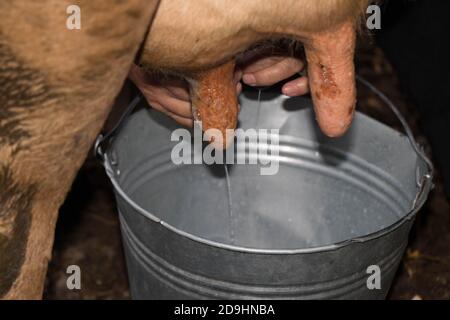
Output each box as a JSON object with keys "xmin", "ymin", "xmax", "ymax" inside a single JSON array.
[{"xmin": 0, "ymin": 0, "xmax": 159, "ymax": 299}]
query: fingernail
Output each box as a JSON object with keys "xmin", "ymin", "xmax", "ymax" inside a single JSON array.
[
  {"xmin": 243, "ymin": 74, "xmax": 256, "ymax": 86},
  {"xmin": 283, "ymin": 85, "xmax": 294, "ymax": 95}
]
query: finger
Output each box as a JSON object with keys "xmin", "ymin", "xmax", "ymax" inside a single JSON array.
[
  {"xmin": 158, "ymin": 89, "xmax": 192, "ymax": 118},
  {"xmin": 145, "ymin": 100, "xmax": 166, "ymax": 115},
  {"xmin": 236, "ymin": 82, "xmax": 242, "ymax": 96},
  {"xmin": 241, "ymin": 56, "xmax": 286, "ymax": 74},
  {"xmin": 165, "ymin": 80, "xmax": 190, "ymax": 101},
  {"xmin": 148, "ymin": 101, "xmax": 193, "ymax": 127},
  {"xmin": 140, "ymin": 85, "xmax": 192, "ymax": 119},
  {"xmin": 281, "ymin": 76, "xmax": 310, "ymax": 96},
  {"xmin": 243, "ymin": 57, "xmax": 304, "ymax": 86},
  {"xmin": 169, "ymin": 113, "xmax": 194, "ymax": 127},
  {"xmin": 234, "ymin": 68, "xmax": 243, "ymax": 84},
  {"xmin": 131, "ymin": 64, "xmax": 189, "ymax": 102}
]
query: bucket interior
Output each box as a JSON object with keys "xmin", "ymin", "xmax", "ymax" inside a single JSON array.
[{"xmin": 110, "ymin": 90, "xmax": 425, "ymax": 250}]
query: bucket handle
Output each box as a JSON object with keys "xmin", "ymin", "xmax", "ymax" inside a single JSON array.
[
  {"xmin": 94, "ymin": 76, "xmax": 434, "ymax": 204},
  {"xmin": 355, "ymin": 75, "xmax": 434, "ymax": 194},
  {"xmin": 94, "ymin": 92, "xmax": 143, "ymax": 163}
]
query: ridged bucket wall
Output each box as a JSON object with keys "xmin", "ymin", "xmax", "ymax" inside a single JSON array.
[{"xmin": 99, "ymin": 88, "xmax": 432, "ymax": 299}]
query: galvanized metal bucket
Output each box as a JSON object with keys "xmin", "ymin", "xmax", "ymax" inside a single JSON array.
[{"xmin": 96, "ymin": 77, "xmax": 433, "ymax": 299}]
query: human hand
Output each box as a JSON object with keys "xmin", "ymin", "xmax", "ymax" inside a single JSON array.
[
  {"xmin": 239, "ymin": 54, "xmax": 309, "ymax": 96},
  {"xmin": 128, "ymin": 64, "xmax": 194, "ymax": 127},
  {"xmin": 236, "ymin": 39, "xmax": 309, "ymax": 96},
  {"xmin": 129, "ymin": 45, "xmax": 308, "ymax": 128},
  {"xmin": 129, "ymin": 64, "xmax": 242, "ymax": 127}
]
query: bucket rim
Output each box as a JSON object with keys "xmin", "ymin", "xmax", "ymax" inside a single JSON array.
[
  {"xmin": 102, "ymin": 130, "xmax": 433, "ymax": 255},
  {"xmin": 98, "ymin": 76, "xmax": 434, "ymax": 255}
]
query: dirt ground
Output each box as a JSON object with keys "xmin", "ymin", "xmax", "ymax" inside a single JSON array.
[{"xmin": 43, "ymin": 40, "xmax": 450, "ymax": 300}]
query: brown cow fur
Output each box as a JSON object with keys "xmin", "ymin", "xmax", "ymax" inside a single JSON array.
[{"xmin": 0, "ymin": 0, "xmax": 159, "ymax": 299}]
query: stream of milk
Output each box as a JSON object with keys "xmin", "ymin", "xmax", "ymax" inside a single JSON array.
[
  {"xmin": 223, "ymin": 164, "xmax": 234, "ymax": 245},
  {"xmin": 224, "ymin": 89, "xmax": 263, "ymax": 246}
]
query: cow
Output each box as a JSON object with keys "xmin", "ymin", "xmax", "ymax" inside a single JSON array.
[{"xmin": 0, "ymin": 0, "xmax": 367, "ymax": 299}]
